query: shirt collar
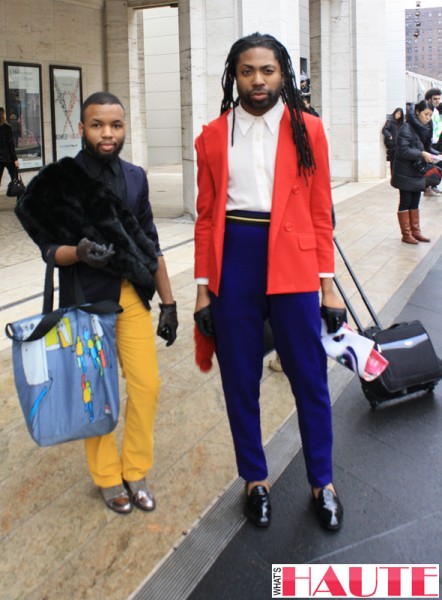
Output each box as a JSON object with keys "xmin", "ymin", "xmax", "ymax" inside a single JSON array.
[
  {"xmin": 234, "ymin": 99, "xmax": 284, "ymax": 136},
  {"xmin": 81, "ymin": 149, "xmax": 121, "ymax": 177}
]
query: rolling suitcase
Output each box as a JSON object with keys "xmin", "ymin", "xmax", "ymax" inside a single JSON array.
[{"xmin": 333, "ymin": 237, "xmax": 442, "ymax": 409}]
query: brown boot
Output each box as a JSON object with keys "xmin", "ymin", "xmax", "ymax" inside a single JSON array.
[
  {"xmin": 397, "ymin": 211, "xmax": 418, "ymax": 244},
  {"xmin": 409, "ymin": 209, "xmax": 430, "ymax": 242}
]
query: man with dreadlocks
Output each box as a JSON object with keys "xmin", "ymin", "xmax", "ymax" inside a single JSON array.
[{"xmin": 193, "ymin": 33, "xmax": 345, "ymax": 531}]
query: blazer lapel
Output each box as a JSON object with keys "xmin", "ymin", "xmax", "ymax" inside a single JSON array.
[
  {"xmin": 269, "ymin": 110, "xmax": 298, "ymax": 253},
  {"xmin": 202, "ymin": 114, "xmax": 230, "ymax": 240},
  {"xmin": 120, "ymin": 160, "xmax": 137, "ymax": 207},
  {"xmin": 203, "ymin": 113, "xmax": 229, "ymax": 200}
]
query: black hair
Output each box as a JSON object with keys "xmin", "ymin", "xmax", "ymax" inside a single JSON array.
[
  {"xmin": 415, "ymin": 99, "xmax": 432, "ymax": 114},
  {"xmin": 80, "ymin": 91, "xmax": 125, "ymax": 122},
  {"xmin": 392, "ymin": 107, "xmax": 404, "ymax": 124},
  {"xmin": 424, "ymin": 87, "xmax": 441, "ymax": 101},
  {"xmin": 220, "ymin": 32, "xmax": 315, "ymax": 177}
]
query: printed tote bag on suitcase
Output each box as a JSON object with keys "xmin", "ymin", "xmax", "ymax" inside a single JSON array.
[{"xmin": 5, "ymin": 252, "xmax": 122, "ymax": 447}]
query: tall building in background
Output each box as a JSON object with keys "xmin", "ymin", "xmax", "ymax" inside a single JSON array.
[{"xmin": 406, "ymin": 5, "xmax": 442, "ymax": 79}]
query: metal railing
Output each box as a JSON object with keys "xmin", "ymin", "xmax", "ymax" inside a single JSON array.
[{"xmin": 406, "ymin": 70, "xmax": 442, "ymax": 102}]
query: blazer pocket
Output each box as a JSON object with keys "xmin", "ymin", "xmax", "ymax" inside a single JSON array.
[{"xmin": 297, "ymin": 233, "xmax": 317, "ymax": 250}]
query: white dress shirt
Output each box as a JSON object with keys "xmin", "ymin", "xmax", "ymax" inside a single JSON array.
[
  {"xmin": 226, "ymin": 99, "xmax": 284, "ymax": 212},
  {"xmin": 196, "ymin": 99, "xmax": 332, "ymax": 282}
]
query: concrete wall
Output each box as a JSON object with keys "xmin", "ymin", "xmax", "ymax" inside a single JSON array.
[
  {"xmin": 299, "ymin": 0, "xmax": 310, "ymax": 76},
  {"xmin": 143, "ymin": 6, "xmax": 182, "ymax": 165},
  {"xmin": 385, "ymin": 0, "xmax": 407, "ymax": 114},
  {"xmin": 310, "ymin": 0, "xmax": 387, "ymax": 182},
  {"xmin": 0, "ymin": 0, "xmax": 105, "ymax": 178}
]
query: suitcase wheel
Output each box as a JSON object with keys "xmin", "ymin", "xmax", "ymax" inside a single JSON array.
[{"xmin": 368, "ymin": 397, "xmax": 379, "ymax": 411}]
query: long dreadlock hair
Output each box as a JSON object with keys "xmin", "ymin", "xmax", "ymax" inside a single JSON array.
[{"xmin": 220, "ymin": 32, "xmax": 316, "ymax": 177}]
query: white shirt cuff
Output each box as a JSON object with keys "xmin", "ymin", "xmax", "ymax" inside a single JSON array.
[{"xmin": 196, "ymin": 277, "xmax": 209, "ymax": 285}]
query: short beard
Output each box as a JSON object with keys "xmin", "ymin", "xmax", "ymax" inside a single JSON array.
[
  {"xmin": 83, "ymin": 136, "xmax": 124, "ymax": 163},
  {"xmin": 239, "ymin": 86, "xmax": 282, "ymax": 113}
]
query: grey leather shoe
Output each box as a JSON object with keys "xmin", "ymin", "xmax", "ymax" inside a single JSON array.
[
  {"xmin": 99, "ymin": 484, "xmax": 133, "ymax": 514},
  {"xmin": 123, "ymin": 478, "xmax": 156, "ymax": 511}
]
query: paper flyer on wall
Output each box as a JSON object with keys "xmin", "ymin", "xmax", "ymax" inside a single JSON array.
[{"xmin": 321, "ymin": 320, "xmax": 389, "ymax": 382}]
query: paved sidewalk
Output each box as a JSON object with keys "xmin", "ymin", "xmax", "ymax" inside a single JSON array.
[
  {"xmin": 184, "ymin": 252, "xmax": 442, "ymax": 600},
  {"xmin": 0, "ymin": 175, "xmax": 441, "ymax": 600}
]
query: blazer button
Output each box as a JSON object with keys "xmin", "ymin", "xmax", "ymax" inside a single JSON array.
[
  {"xmin": 292, "ymin": 185, "xmax": 299, "ymax": 194},
  {"xmin": 284, "ymin": 222, "xmax": 293, "ymax": 231}
]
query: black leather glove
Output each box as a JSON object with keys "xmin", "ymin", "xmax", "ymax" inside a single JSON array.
[
  {"xmin": 76, "ymin": 238, "xmax": 115, "ymax": 269},
  {"xmin": 321, "ymin": 305, "xmax": 347, "ymax": 334},
  {"xmin": 194, "ymin": 305, "xmax": 215, "ymax": 337},
  {"xmin": 157, "ymin": 302, "xmax": 178, "ymax": 346}
]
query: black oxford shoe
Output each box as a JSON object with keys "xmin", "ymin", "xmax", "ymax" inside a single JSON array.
[
  {"xmin": 313, "ymin": 487, "xmax": 343, "ymax": 531},
  {"xmin": 245, "ymin": 484, "xmax": 271, "ymax": 528}
]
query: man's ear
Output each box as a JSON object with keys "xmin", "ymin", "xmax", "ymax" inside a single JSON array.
[{"xmin": 78, "ymin": 121, "xmax": 84, "ymax": 136}]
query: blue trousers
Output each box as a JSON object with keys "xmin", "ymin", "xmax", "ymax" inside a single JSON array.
[{"xmin": 210, "ymin": 218, "xmax": 333, "ymax": 488}]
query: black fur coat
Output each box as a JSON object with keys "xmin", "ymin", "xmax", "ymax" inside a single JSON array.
[{"xmin": 15, "ymin": 157, "xmax": 158, "ymax": 298}]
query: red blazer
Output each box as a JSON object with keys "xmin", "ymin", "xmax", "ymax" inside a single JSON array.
[{"xmin": 194, "ymin": 107, "xmax": 335, "ymax": 296}]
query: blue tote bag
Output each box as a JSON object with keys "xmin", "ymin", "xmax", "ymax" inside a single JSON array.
[{"xmin": 5, "ymin": 252, "xmax": 122, "ymax": 447}]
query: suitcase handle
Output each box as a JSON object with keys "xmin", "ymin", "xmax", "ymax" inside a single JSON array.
[{"xmin": 333, "ymin": 237, "xmax": 382, "ymax": 331}]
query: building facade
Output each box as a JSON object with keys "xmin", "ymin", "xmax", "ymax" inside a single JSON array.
[
  {"xmin": 0, "ymin": 0, "xmax": 405, "ymax": 216},
  {"xmin": 406, "ymin": 5, "xmax": 442, "ymax": 80}
]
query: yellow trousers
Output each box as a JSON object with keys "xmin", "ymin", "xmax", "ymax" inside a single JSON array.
[{"xmin": 84, "ymin": 280, "xmax": 160, "ymax": 488}]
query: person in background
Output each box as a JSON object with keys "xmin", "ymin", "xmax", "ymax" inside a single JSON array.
[
  {"xmin": 423, "ymin": 88, "xmax": 442, "ymax": 196},
  {"xmin": 299, "ymin": 74, "xmax": 310, "ymax": 96},
  {"xmin": 0, "ymin": 107, "xmax": 19, "ymax": 187},
  {"xmin": 382, "ymin": 107, "xmax": 404, "ymax": 174},
  {"xmin": 424, "ymin": 87, "xmax": 442, "ymax": 148},
  {"xmin": 391, "ymin": 100, "xmax": 439, "ymax": 244},
  {"xmin": 303, "ymin": 95, "xmax": 320, "ymax": 118},
  {"xmin": 193, "ymin": 32, "xmax": 345, "ymax": 532},
  {"xmin": 15, "ymin": 92, "xmax": 178, "ymax": 514}
]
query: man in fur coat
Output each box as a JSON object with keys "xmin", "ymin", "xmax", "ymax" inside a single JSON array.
[{"xmin": 15, "ymin": 92, "xmax": 178, "ymax": 514}]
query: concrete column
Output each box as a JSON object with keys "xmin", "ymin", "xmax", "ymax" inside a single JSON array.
[
  {"xmin": 385, "ymin": 0, "xmax": 407, "ymax": 113},
  {"xmin": 179, "ymin": 0, "xmax": 302, "ymax": 218},
  {"xmin": 310, "ymin": 0, "xmax": 386, "ymax": 181},
  {"xmin": 240, "ymin": 0, "xmax": 300, "ymax": 76},
  {"xmin": 104, "ymin": 0, "xmax": 147, "ymax": 168},
  {"xmin": 351, "ymin": 0, "xmax": 387, "ymax": 180},
  {"xmin": 137, "ymin": 10, "xmax": 149, "ymax": 166},
  {"xmin": 309, "ymin": 0, "xmax": 332, "ymax": 126},
  {"xmin": 178, "ymin": 0, "xmax": 208, "ymax": 218}
]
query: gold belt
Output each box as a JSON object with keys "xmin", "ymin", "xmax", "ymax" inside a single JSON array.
[{"xmin": 225, "ymin": 211, "xmax": 271, "ymax": 225}]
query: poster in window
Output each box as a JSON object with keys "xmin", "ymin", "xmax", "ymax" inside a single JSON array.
[
  {"xmin": 49, "ymin": 66, "xmax": 83, "ymax": 161},
  {"xmin": 4, "ymin": 62, "xmax": 45, "ymax": 170}
]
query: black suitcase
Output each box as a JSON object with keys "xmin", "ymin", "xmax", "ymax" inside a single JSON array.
[{"xmin": 333, "ymin": 237, "xmax": 442, "ymax": 409}]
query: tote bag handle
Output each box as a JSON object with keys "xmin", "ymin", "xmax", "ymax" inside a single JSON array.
[{"xmin": 5, "ymin": 250, "xmax": 122, "ymax": 342}]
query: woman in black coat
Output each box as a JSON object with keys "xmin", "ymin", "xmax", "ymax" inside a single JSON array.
[
  {"xmin": 0, "ymin": 107, "xmax": 19, "ymax": 187},
  {"xmin": 382, "ymin": 107, "xmax": 404, "ymax": 171},
  {"xmin": 391, "ymin": 100, "xmax": 439, "ymax": 244}
]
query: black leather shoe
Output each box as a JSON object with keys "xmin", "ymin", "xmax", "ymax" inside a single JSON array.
[
  {"xmin": 245, "ymin": 484, "xmax": 271, "ymax": 528},
  {"xmin": 313, "ymin": 487, "xmax": 343, "ymax": 531}
]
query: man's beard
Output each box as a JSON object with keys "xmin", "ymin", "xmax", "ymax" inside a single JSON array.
[
  {"xmin": 83, "ymin": 136, "xmax": 124, "ymax": 163},
  {"xmin": 238, "ymin": 86, "xmax": 282, "ymax": 113}
]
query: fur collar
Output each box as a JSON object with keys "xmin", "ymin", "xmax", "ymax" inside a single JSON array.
[{"xmin": 15, "ymin": 157, "xmax": 158, "ymax": 298}]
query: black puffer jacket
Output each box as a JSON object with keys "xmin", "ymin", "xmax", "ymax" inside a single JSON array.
[
  {"xmin": 0, "ymin": 123, "xmax": 17, "ymax": 163},
  {"xmin": 381, "ymin": 109, "xmax": 403, "ymax": 161},
  {"xmin": 391, "ymin": 112, "xmax": 433, "ymax": 192}
]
